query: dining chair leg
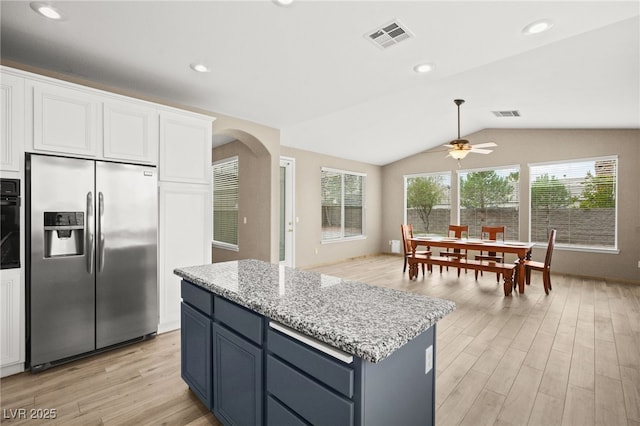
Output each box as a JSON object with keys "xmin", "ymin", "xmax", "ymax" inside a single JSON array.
[
  {"xmin": 474, "ymin": 270, "xmax": 479, "ymax": 280},
  {"xmin": 403, "ymin": 257, "xmax": 407, "ymax": 273},
  {"xmin": 547, "ymin": 272, "xmax": 552, "ymax": 290},
  {"xmin": 525, "ymin": 267, "xmax": 531, "ymax": 285},
  {"xmin": 457, "ymin": 267, "xmax": 461, "ymax": 278},
  {"xmin": 439, "ymin": 265, "xmax": 443, "ymax": 274},
  {"xmin": 495, "ymin": 273, "xmax": 500, "ymax": 283}
]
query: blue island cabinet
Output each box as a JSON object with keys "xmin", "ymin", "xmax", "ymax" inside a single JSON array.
[{"xmin": 180, "ymin": 279, "xmax": 436, "ymax": 426}]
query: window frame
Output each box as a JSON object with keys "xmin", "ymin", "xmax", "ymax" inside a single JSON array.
[
  {"xmin": 528, "ymin": 156, "xmax": 619, "ymax": 254},
  {"xmin": 212, "ymin": 156, "xmax": 239, "ymax": 252},
  {"xmin": 321, "ymin": 167, "xmax": 367, "ymax": 243}
]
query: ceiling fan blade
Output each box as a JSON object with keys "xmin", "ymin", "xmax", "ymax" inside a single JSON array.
[
  {"xmin": 470, "ymin": 142, "xmax": 497, "ymax": 149},
  {"xmin": 470, "ymin": 148, "xmax": 493, "ymax": 154}
]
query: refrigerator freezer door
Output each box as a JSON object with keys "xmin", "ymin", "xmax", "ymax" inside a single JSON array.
[
  {"xmin": 29, "ymin": 155, "xmax": 96, "ymax": 366},
  {"xmin": 95, "ymin": 162, "xmax": 158, "ymax": 348}
]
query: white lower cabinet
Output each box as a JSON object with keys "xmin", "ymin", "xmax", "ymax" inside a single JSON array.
[
  {"xmin": 0, "ymin": 269, "xmax": 24, "ymax": 377},
  {"xmin": 158, "ymin": 183, "xmax": 212, "ymax": 333}
]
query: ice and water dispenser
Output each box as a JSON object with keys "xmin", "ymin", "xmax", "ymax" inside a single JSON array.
[{"xmin": 43, "ymin": 212, "xmax": 85, "ymax": 257}]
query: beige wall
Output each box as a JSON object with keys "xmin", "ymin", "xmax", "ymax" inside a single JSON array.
[
  {"xmin": 382, "ymin": 129, "xmax": 640, "ymax": 283},
  {"xmin": 212, "ymin": 114, "xmax": 281, "ymax": 263},
  {"xmin": 212, "ymin": 140, "xmax": 271, "ymax": 263},
  {"xmin": 281, "ymin": 146, "xmax": 383, "ymax": 268}
]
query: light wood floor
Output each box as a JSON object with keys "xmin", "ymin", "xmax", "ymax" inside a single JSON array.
[{"xmin": 1, "ymin": 254, "xmax": 638, "ymax": 425}]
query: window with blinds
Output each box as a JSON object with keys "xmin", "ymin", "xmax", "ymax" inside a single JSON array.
[
  {"xmin": 458, "ymin": 166, "xmax": 520, "ymax": 240},
  {"xmin": 212, "ymin": 157, "xmax": 239, "ymax": 249},
  {"xmin": 321, "ymin": 168, "xmax": 366, "ymax": 241},
  {"xmin": 404, "ymin": 172, "xmax": 451, "ymax": 236},
  {"xmin": 529, "ymin": 157, "xmax": 617, "ymax": 249}
]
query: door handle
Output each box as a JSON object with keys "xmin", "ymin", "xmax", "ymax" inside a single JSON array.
[
  {"xmin": 86, "ymin": 192, "xmax": 94, "ymax": 274},
  {"xmin": 97, "ymin": 192, "xmax": 105, "ymax": 272}
]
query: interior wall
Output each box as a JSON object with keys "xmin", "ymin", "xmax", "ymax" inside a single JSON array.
[
  {"xmin": 280, "ymin": 146, "xmax": 382, "ymax": 268},
  {"xmin": 381, "ymin": 129, "xmax": 640, "ymax": 283},
  {"xmin": 213, "ymin": 114, "xmax": 281, "ymax": 264},
  {"xmin": 212, "ymin": 140, "xmax": 271, "ymax": 263}
]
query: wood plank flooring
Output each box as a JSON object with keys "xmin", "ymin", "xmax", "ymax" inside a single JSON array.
[{"xmin": 1, "ymin": 254, "xmax": 638, "ymax": 425}]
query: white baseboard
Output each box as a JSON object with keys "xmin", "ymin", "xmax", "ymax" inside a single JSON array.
[
  {"xmin": 158, "ymin": 320, "xmax": 180, "ymax": 334},
  {"xmin": 1, "ymin": 362, "xmax": 24, "ymax": 378}
]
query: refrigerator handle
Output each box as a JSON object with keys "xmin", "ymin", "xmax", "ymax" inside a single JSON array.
[
  {"xmin": 98, "ymin": 191, "xmax": 105, "ymax": 272},
  {"xmin": 86, "ymin": 191, "xmax": 94, "ymax": 274}
]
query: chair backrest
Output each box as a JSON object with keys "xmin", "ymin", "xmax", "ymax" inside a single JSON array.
[
  {"xmin": 544, "ymin": 229, "xmax": 557, "ymax": 268},
  {"xmin": 400, "ymin": 224, "xmax": 414, "ymax": 255},
  {"xmin": 448, "ymin": 225, "xmax": 468, "ymax": 239},
  {"xmin": 481, "ymin": 226, "xmax": 505, "ymax": 241}
]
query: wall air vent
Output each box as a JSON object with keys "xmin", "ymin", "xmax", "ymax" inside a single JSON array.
[
  {"xmin": 366, "ymin": 20, "xmax": 413, "ymax": 49},
  {"xmin": 492, "ymin": 110, "xmax": 521, "ymax": 117}
]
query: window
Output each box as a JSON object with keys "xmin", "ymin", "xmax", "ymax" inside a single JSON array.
[
  {"xmin": 529, "ymin": 157, "xmax": 617, "ymax": 250},
  {"xmin": 212, "ymin": 157, "xmax": 239, "ymax": 250},
  {"xmin": 404, "ymin": 172, "xmax": 451, "ymax": 236},
  {"xmin": 458, "ymin": 166, "xmax": 520, "ymax": 240},
  {"xmin": 321, "ymin": 168, "xmax": 366, "ymax": 241}
]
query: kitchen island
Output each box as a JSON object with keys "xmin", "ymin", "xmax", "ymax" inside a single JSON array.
[{"xmin": 174, "ymin": 259, "xmax": 455, "ymax": 426}]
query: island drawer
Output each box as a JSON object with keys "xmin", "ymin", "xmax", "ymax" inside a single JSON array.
[
  {"xmin": 267, "ymin": 355, "xmax": 354, "ymax": 426},
  {"xmin": 267, "ymin": 327, "xmax": 354, "ymax": 398},
  {"xmin": 214, "ymin": 296, "xmax": 263, "ymax": 344},
  {"xmin": 267, "ymin": 395, "xmax": 308, "ymax": 426},
  {"xmin": 181, "ymin": 280, "xmax": 213, "ymax": 317}
]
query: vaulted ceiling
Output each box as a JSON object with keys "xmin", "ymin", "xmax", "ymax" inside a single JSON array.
[{"xmin": 1, "ymin": 1, "xmax": 638, "ymax": 165}]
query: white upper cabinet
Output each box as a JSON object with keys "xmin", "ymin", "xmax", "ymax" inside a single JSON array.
[
  {"xmin": 32, "ymin": 81, "xmax": 100, "ymax": 157},
  {"xmin": 159, "ymin": 111, "xmax": 212, "ymax": 184},
  {"xmin": 0, "ymin": 73, "xmax": 24, "ymax": 172},
  {"xmin": 103, "ymin": 99, "xmax": 158, "ymax": 164}
]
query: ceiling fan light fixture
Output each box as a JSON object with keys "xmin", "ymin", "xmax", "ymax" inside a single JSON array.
[
  {"xmin": 272, "ymin": 0, "xmax": 294, "ymax": 7},
  {"xmin": 522, "ymin": 19, "xmax": 554, "ymax": 35},
  {"xmin": 449, "ymin": 149, "xmax": 470, "ymax": 160}
]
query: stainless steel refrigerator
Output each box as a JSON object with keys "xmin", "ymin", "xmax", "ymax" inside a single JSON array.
[{"xmin": 26, "ymin": 153, "xmax": 158, "ymax": 371}]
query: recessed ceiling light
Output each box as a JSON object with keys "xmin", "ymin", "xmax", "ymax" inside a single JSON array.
[
  {"xmin": 273, "ymin": 0, "xmax": 294, "ymax": 6},
  {"xmin": 190, "ymin": 63, "xmax": 211, "ymax": 73},
  {"xmin": 30, "ymin": 2, "xmax": 64, "ymax": 20},
  {"xmin": 522, "ymin": 19, "xmax": 554, "ymax": 35},
  {"xmin": 413, "ymin": 63, "xmax": 435, "ymax": 74}
]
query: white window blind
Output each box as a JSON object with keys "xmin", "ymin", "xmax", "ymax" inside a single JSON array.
[
  {"xmin": 404, "ymin": 172, "xmax": 451, "ymax": 236},
  {"xmin": 529, "ymin": 157, "xmax": 617, "ymax": 249},
  {"xmin": 321, "ymin": 168, "xmax": 365, "ymax": 241},
  {"xmin": 458, "ymin": 166, "xmax": 520, "ymax": 240},
  {"xmin": 213, "ymin": 157, "xmax": 239, "ymax": 249}
]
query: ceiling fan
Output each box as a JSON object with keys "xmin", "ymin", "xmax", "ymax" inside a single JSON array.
[{"xmin": 444, "ymin": 99, "xmax": 497, "ymax": 160}]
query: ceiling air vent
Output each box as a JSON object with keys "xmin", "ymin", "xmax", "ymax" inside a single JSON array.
[
  {"xmin": 366, "ymin": 20, "xmax": 413, "ymax": 49},
  {"xmin": 492, "ymin": 110, "xmax": 521, "ymax": 117}
]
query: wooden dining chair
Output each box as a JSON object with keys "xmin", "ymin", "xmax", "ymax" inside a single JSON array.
[
  {"xmin": 516, "ymin": 229, "xmax": 556, "ymax": 295},
  {"xmin": 474, "ymin": 226, "xmax": 506, "ymax": 282},
  {"xmin": 439, "ymin": 224, "xmax": 468, "ymax": 277},
  {"xmin": 400, "ymin": 224, "xmax": 431, "ymax": 273}
]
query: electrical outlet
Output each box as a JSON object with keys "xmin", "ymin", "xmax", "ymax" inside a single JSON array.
[{"xmin": 425, "ymin": 345, "xmax": 433, "ymax": 374}]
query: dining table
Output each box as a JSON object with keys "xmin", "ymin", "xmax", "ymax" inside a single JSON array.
[{"xmin": 409, "ymin": 236, "xmax": 536, "ymax": 294}]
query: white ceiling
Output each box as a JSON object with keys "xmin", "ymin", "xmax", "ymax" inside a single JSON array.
[{"xmin": 1, "ymin": 1, "xmax": 639, "ymax": 165}]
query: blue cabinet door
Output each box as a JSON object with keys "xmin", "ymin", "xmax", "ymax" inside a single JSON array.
[
  {"xmin": 181, "ymin": 302, "xmax": 213, "ymax": 410},
  {"xmin": 213, "ymin": 323, "xmax": 263, "ymax": 426}
]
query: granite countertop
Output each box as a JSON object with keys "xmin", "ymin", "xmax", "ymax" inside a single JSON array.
[{"xmin": 174, "ymin": 259, "xmax": 455, "ymax": 363}]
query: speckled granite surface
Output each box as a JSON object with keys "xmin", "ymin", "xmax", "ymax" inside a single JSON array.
[{"xmin": 174, "ymin": 259, "xmax": 455, "ymax": 363}]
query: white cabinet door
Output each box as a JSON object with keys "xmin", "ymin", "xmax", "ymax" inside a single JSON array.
[
  {"xmin": 158, "ymin": 183, "xmax": 211, "ymax": 333},
  {"xmin": 32, "ymin": 82, "xmax": 99, "ymax": 157},
  {"xmin": 0, "ymin": 73, "xmax": 24, "ymax": 172},
  {"xmin": 103, "ymin": 99, "xmax": 158, "ymax": 164},
  {"xmin": 0, "ymin": 269, "xmax": 23, "ymax": 375},
  {"xmin": 159, "ymin": 111, "xmax": 212, "ymax": 184}
]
